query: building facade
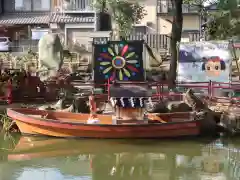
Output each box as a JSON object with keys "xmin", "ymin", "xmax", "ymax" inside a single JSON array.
[
  {"xmin": 129, "ymin": 0, "xmax": 201, "ymax": 41},
  {"xmin": 0, "ymin": 0, "xmax": 51, "ymax": 39},
  {"xmin": 0, "ymin": 0, "xmax": 203, "ymax": 52},
  {"xmin": 50, "ymin": 0, "xmax": 97, "ymax": 48},
  {"xmin": 157, "ymin": 0, "xmax": 201, "ymax": 40}
]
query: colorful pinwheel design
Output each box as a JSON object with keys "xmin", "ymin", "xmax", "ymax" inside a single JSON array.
[{"xmin": 97, "ymin": 43, "xmax": 140, "ymax": 81}]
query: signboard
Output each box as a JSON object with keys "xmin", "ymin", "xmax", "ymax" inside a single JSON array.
[
  {"xmin": 93, "ymin": 40, "xmax": 144, "ymax": 83},
  {"xmin": 177, "ymin": 41, "xmax": 232, "ymax": 83}
]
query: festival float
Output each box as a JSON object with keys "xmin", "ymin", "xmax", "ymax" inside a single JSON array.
[{"xmin": 6, "ymin": 39, "xmax": 216, "ymax": 138}]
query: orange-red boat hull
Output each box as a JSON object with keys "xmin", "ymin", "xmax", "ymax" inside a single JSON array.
[{"xmin": 7, "ymin": 108, "xmax": 201, "ymax": 138}]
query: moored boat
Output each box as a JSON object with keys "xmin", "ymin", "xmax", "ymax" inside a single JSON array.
[{"xmin": 7, "ymin": 107, "xmax": 201, "ymax": 138}]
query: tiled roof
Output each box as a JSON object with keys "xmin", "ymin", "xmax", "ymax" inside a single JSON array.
[
  {"xmin": 0, "ymin": 13, "xmax": 50, "ymax": 24},
  {"xmin": 50, "ymin": 13, "xmax": 94, "ymax": 23}
]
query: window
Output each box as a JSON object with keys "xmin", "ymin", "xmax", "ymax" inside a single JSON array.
[
  {"xmin": 33, "ymin": 0, "xmax": 51, "ymax": 11},
  {"xmin": 0, "ymin": 38, "xmax": 7, "ymax": 42},
  {"xmin": 158, "ymin": 0, "xmax": 168, "ymax": 13},
  {"xmin": 31, "ymin": 29, "xmax": 48, "ymax": 40},
  {"xmin": 15, "ymin": 0, "xmax": 31, "ymax": 11},
  {"xmin": 15, "ymin": 0, "xmax": 50, "ymax": 11}
]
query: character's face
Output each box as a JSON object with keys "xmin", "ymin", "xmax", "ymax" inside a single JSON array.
[
  {"xmin": 202, "ymin": 57, "xmax": 226, "ymax": 77},
  {"xmin": 205, "ymin": 61, "xmax": 221, "ymax": 76}
]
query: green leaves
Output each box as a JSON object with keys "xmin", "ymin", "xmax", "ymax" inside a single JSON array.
[
  {"xmin": 184, "ymin": 0, "xmax": 240, "ymax": 39},
  {"xmin": 183, "ymin": 0, "xmax": 218, "ymax": 6},
  {"xmin": 205, "ymin": 0, "xmax": 240, "ymax": 39},
  {"xmin": 94, "ymin": 0, "xmax": 147, "ymax": 38}
]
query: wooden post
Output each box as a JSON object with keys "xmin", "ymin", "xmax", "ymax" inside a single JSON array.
[
  {"xmin": 6, "ymin": 79, "xmax": 12, "ymax": 104},
  {"xmin": 230, "ymin": 40, "xmax": 240, "ymax": 79},
  {"xmin": 27, "ymin": 25, "xmax": 31, "ymax": 39},
  {"xmin": 107, "ymin": 78, "xmax": 110, "ymax": 100}
]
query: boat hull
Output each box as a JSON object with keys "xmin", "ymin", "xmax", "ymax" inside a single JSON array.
[{"xmin": 8, "ymin": 108, "xmax": 201, "ymax": 139}]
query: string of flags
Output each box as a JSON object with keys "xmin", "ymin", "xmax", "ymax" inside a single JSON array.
[{"xmin": 110, "ymin": 97, "xmax": 153, "ymax": 108}]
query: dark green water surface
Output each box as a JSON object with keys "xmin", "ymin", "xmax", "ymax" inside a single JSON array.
[{"xmin": 0, "ymin": 134, "xmax": 239, "ymax": 180}]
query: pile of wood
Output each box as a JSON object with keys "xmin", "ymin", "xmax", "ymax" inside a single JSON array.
[
  {"xmin": 147, "ymin": 89, "xmax": 210, "ymax": 113},
  {"xmin": 147, "ymin": 88, "xmax": 224, "ymax": 135},
  {"xmin": 207, "ymin": 99, "xmax": 240, "ymax": 134},
  {"xmin": 183, "ymin": 89, "xmax": 222, "ymax": 135},
  {"xmin": 148, "ymin": 88, "xmax": 240, "ymax": 135},
  {"xmin": 38, "ymin": 96, "xmax": 90, "ymax": 113}
]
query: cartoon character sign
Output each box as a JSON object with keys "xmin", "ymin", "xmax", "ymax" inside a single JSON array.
[{"xmin": 201, "ymin": 56, "xmax": 226, "ymax": 77}]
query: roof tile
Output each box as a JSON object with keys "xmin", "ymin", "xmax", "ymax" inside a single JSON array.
[
  {"xmin": 50, "ymin": 13, "xmax": 94, "ymax": 23},
  {"xmin": 0, "ymin": 13, "xmax": 50, "ymax": 24}
]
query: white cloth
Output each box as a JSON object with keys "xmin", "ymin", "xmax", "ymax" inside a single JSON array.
[{"xmin": 87, "ymin": 118, "xmax": 100, "ymax": 124}]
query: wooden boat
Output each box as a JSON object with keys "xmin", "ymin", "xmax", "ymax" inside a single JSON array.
[
  {"xmin": 7, "ymin": 107, "xmax": 201, "ymax": 138},
  {"xmin": 8, "ymin": 136, "xmax": 203, "ymax": 161}
]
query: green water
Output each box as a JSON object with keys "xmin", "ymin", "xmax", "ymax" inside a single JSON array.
[{"xmin": 0, "ymin": 135, "xmax": 239, "ymax": 180}]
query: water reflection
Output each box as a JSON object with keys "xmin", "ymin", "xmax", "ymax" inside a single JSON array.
[{"xmin": 0, "ymin": 136, "xmax": 239, "ymax": 180}]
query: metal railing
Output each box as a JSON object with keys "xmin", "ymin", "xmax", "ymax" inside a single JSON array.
[
  {"xmin": 55, "ymin": 0, "xmax": 94, "ymax": 12},
  {"xmin": 11, "ymin": 40, "xmax": 39, "ymax": 53},
  {"xmin": 9, "ymin": 33, "xmax": 201, "ymax": 53},
  {"xmin": 157, "ymin": 0, "xmax": 199, "ymax": 14}
]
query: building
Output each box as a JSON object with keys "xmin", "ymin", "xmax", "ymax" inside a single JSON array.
[
  {"xmin": 0, "ymin": 0, "xmax": 51, "ymax": 51},
  {"xmin": 50, "ymin": 0, "xmax": 97, "ymax": 48},
  {"xmin": 0, "ymin": 0, "xmax": 51, "ymax": 40},
  {"xmin": 127, "ymin": 0, "xmax": 201, "ymax": 41},
  {"xmin": 0, "ymin": 0, "xmax": 206, "ymax": 52},
  {"xmin": 49, "ymin": 0, "xmax": 160, "ymax": 48},
  {"xmin": 157, "ymin": 0, "xmax": 201, "ymax": 41}
]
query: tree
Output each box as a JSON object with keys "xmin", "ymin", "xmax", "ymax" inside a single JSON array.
[
  {"xmin": 206, "ymin": 0, "xmax": 240, "ymax": 39},
  {"xmin": 184, "ymin": 0, "xmax": 240, "ymax": 39},
  {"xmin": 168, "ymin": 0, "xmax": 183, "ymax": 89},
  {"xmin": 94, "ymin": 0, "xmax": 147, "ymax": 38}
]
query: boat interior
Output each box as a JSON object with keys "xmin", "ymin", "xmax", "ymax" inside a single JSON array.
[{"xmin": 9, "ymin": 108, "xmax": 194, "ymax": 125}]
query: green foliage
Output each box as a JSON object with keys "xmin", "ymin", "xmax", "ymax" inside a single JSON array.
[
  {"xmin": 94, "ymin": 0, "xmax": 147, "ymax": 37},
  {"xmin": 183, "ymin": 0, "xmax": 203, "ymax": 6},
  {"xmin": 206, "ymin": 0, "xmax": 240, "ymax": 39},
  {"xmin": 0, "ymin": 113, "xmax": 15, "ymax": 133},
  {"xmin": 14, "ymin": 49, "xmax": 38, "ymax": 69},
  {"xmin": 184, "ymin": 0, "xmax": 240, "ymax": 40},
  {"xmin": 183, "ymin": 0, "xmax": 218, "ymax": 6}
]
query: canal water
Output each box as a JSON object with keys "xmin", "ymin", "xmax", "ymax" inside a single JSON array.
[{"xmin": 0, "ymin": 134, "xmax": 239, "ymax": 180}]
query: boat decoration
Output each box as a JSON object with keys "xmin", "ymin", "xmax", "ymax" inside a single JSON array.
[
  {"xmin": 93, "ymin": 40, "xmax": 145, "ymax": 83},
  {"xmin": 109, "ymin": 83, "xmax": 151, "ymax": 108},
  {"xmin": 110, "ymin": 97, "xmax": 145, "ymax": 108},
  {"xmin": 109, "ymin": 82, "xmax": 151, "ymax": 123}
]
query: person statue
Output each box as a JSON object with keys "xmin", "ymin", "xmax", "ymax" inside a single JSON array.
[{"xmin": 38, "ymin": 32, "xmax": 64, "ymax": 81}]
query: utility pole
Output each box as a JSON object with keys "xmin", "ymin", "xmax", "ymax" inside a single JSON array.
[
  {"xmin": 199, "ymin": 9, "xmax": 203, "ymax": 40},
  {"xmin": 198, "ymin": 0, "xmax": 206, "ymax": 41}
]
